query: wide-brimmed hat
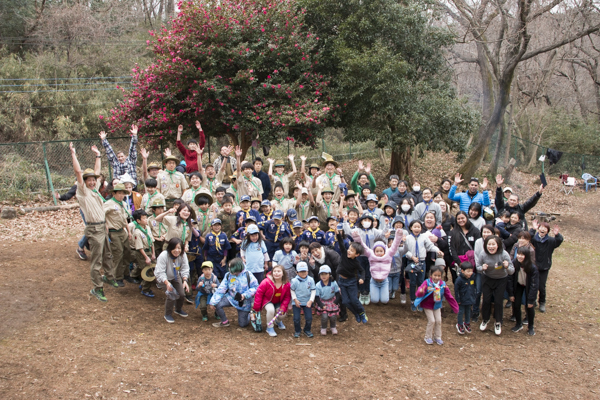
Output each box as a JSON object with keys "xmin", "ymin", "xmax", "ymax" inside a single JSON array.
[
  {"xmin": 162, "ymin": 155, "xmax": 179, "ymax": 166},
  {"xmin": 119, "ymin": 173, "xmax": 136, "ymax": 186},
  {"xmin": 82, "ymin": 168, "xmax": 99, "ymax": 179},
  {"xmin": 194, "ymin": 191, "xmax": 214, "ymax": 206},
  {"xmin": 274, "ymin": 160, "xmax": 285, "ymax": 167},
  {"xmin": 151, "ymin": 197, "xmax": 166, "ymax": 208},
  {"xmin": 141, "ymin": 265, "xmax": 156, "ymax": 282},
  {"xmin": 309, "ymin": 163, "xmax": 320, "ymax": 170},
  {"xmin": 147, "ymin": 162, "xmax": 161, "ymax": 171},
  {"xmin": 112, "ymin": 183, "xmax": 130, "ymax": 194},
  {"xmin": 321, "ymin": 152, "xmax": 338, "ymax": 168}
]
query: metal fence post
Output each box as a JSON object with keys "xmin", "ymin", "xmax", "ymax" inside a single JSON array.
[
  {"xmin": 582, "ymin": 155, "xmax": 585, "ymax": 174},
  {"xmin": 208, "ymin": 135, "xmax": 212, "ymax": 163},
  {"xmin": 322, "ymin": 131, "xmax": 325, "ymax": 154},
  {"xmin": 42, "ymin": 142, "xmax": 57, "ymax": 205}
]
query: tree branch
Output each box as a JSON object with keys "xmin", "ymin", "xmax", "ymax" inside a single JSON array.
[{"xmin": 522, "ymin": 23, "xmax": 600, "ymax": 61}]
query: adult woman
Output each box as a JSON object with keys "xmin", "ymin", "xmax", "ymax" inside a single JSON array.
[
  {"xmin": 253, "ymin": 265, "xmax": 291, "ymax": 337},
  {"xmin": 507, "ymin": 247, "xmax": 539, "ymax": 336},
  {"xmin": 529, "ymin": 221, "xmax": 563, "ymax": 313},
  {"xmin": 210, "ymin": 258, "xmax": 259, "ymax": 328},
  {"xmin": 439, "ymin": 201, "xmax": 455, "ymax": 234},
  {"xmin": 397, "ymin": 198, "xmax": 418, "ymax": 228},
  {"xmin": 154, "ymin": 203, "xmax": 195, "ymax": 252},
  {"xmin": 448, "ymin": 212, "xmax": 480, "ymax": 284},
  {"xmin": 477, "ymin": 236, "xmax": 514, "ymax": 335},
  {"xmin": 473, "ymin": 225, "xmax": 495, "ymax": 320},
  {"xmin": 154, "ymin": 238, "xmax": 191, "ymax": 323},
  {"xmin": 438, "ymin": 178, "xmax": 453, "ymax": 209},
  {"xmin": 468, "ymin": 202, "xmax": 485, "ymax": 232},
  {"xmin": 423, "ymin": 212, "xmax": 448, "ymax": 277}
]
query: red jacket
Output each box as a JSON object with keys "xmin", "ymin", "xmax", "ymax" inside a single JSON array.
[
  {"xmin": 252, "ymin": 273, "xmax": 291, "ymax": 312},
  {"xmin": 176, "ymin": 130, "xmax": 206, "ymax": 173}
]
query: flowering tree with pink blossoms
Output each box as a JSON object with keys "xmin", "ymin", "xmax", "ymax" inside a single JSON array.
[{"xmin": 105, "ymin": 0, "xmax": 335, "ymax": 158}]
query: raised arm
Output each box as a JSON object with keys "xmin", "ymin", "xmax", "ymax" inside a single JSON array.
[
  {"xmin": 235, "ymin": 146, "xmax": 243, "ymax": 177},
  {"xmin": 70, "ymin": 143, "xmax": 84, "ymax": 187},
  {"xmin": 195, "ymin": 121, "xmax": 206, "ymax": 150},
  {"xmin": 128, "ymin": 125, "xmax": 138, "ymax": 163},
  {"xmin": 91, "ymin": 145, "xmax": 102, "ymax": 175},
  {"xmin": 300, "ymin": 155, "xmax": 307, "ymax": 180},
  {"xmin": 99, "ymin": 131, "xmax": 116, "ymax": 164},
  {"xmin": 176, "ymin": 125, "xmax": 190, "ymax": 157},
  {"xmin": 141, "ymin": 148, "xmax": 150, "ymax": 182},
  {"xmin": 267, "ymin": 158, "xmax": 274, "ymax": 177},
  {"xmin": 287, "ymin": 154, "xmax": 297, "ymax": 177},
  {"xmin": 365, "ymin": 162, "xmax": 376, "ymax": 191}
]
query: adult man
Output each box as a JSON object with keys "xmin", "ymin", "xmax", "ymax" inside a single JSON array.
[
  {"xmin": 382, "ymin": 175, "xmax": 400, "ymax": 199},
  {"xmin": 234, "ymin": 146, "xmax": 264, "ymax": 199},
  {"xmin": 313, "ymin": 156, "xmax": 345, "ymax": 201},
  {"xmin": 495, "ymin": 174, "xmax": 544, "ymax": 228},
  {"xmin": 70, "ymin": 142, "xmax": 116, "ymax": 302},
  {"xmin": 212, "ymin": 145, "xmax": 237, "ymax": 182},
  {"xmin": 252, "ymin": 157, "xmax": 271, "ymax": 200},
  {"xmin": 100, "ymin": 125, "xmax": 139, "ymax": 183},
  {"xmin": 175, "ymin": 121, "xmax": 205, "ymax": 173},
  {"xmin": 448, "ymin": 173, "xmax": 490, "ymax": 213}
]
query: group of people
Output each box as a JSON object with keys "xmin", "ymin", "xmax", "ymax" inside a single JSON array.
[{"xmin": 64, "ymin": 122, "xmax": 563, "ymax": 342}]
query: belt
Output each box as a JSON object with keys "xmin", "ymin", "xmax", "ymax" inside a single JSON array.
[
  {"xmin": 109, "ymin": 228, "xmax": 121, "ymax": 232},
  {"xmin": 88, "ymin": 221, "xmax": 105, "ymax": 225}
]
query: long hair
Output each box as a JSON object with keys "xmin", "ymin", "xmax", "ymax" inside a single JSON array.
[
  {"xmin": 483, "ymin": 235, "xmax": 503, "ymax": 255},
  {"xmin": 176, "ymin": 203, "xmax": 196, "ymax": 231},
  {"xmin": 166, "ymin": 237, "xmax": 184, "ymax": 257},
  {"xmin": 516, "ymin": 247, "xmax": 534, "ymax": 274},
  {"xmin": 242, "ymin": 229, "xmax": 263, "ymax": 251},
  {"xmin": 271, "ymin": 264, "xmax": 288, "ymax": 285},
  {"xmin": 455, "ymin": 211, "xmax": 472, "ymax": 230}
]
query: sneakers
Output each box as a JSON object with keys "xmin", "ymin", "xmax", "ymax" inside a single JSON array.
[
  {"xmin": 539, "ymin": 302, "xmax": 546, "ymax": 313},
  {"xmin": 424, "ymin": 338, "xmax": 434, "ymax": 345},
  {"xmin": 201, "ymin": 316, "xmax": 208, "ymax": 322},
  {"xmin": 471, "ymin": 314, "xmax": 479, "ymax": 323},
  {"xmin": 509, "ymin": 315, "xmax": 516, "ymax": 322},
  {"xmin": 505, "ymin": 300, "xmax": 512, "ymax": 308},
  {"xmin": 132, "ymin": 277, "xmax": 142, "ymax": 284},
  {"xmin": 411, "ymin": 302, "xmax": 417, "ymax": 312},
  {"xmin": 359, "ymin": 294, "xmax": 365, "ymax": 305},
  {"xmin": 141, "ymin": 290, "xmax": 155, "ymax": 298},
  {"xmin": 360, "ymin": 313, "xmax": 368, "ymax": 324},
  {"xmin": 364, "ymin": 294, "xmax": 371, "ymax": 306},
  {"xmin": 417, "ymin": 306, "xmax": 423, "ymax": 312},
  {"xmin": 511, "ymin": 324, "xmax": 523, "ymax": 333},
  {"xmin": 391, "ymin": 291, "xmax": 396, "ymax": 299},
  {"xmin": 321, "ymin": 329, "xmax": 327, "ymax": 336},
  {"xmin": 523, "ymin": 318, "xmax": 529, "ymax": 325},
  {"xmin": 164, "ymin": 315, "xmax": 175, "ymax": 323},
  {"xmin": 116, "ymin": 279, "xmax": 125, "ymax": 287},
  {"xmin": 76, "ymin": 248, "xmax": 88, "ymax": 260},
  {"xmin": 435, "ymin": 338, "xmax": 444, "ymax": 345},
  {"xmin": 480, "ymin": 320, "xmax": 489, "ymax": 331},
  {"xmin": 276, "ymin": 321, "xmax": 286, "ymax": 330},
  {"xmin": 456, "ymin": 323, "xmax": 465, "ymax": 335},
  {"xmin": 528, "ymin": 327, "xmax": 535, "ymax": 336},
  {"xmin": 494, "ymin": 322, "xmax": 502, "ymax": 335},
  {"xmin": 267, "ymin": 327, "xmax": 277, "ymax": 337},
  {"xmin": 293, "ymin": 332, "xmax": 301, "ymax": 338},
  {"xmin": 400, "ymin": 294, "xmax": 407, "ymax": 304},
  {"xmin": 214, "ymin": 312, "xmax": 221, "ymax": 321},
  {"xmin": 173, "ymin": 309, "xmax": 188, "ymax": 318},
  {"xmin": 355, "ymin": 314, "xmax": 361, "ymax": 323},
  {"xmin": 464, "ymin": 323, "xmax": 472, "ymax": 333},
  {"xmin": 338, "ymin": 315, "xmax": 348, "ymax": 322},
  {"xmin": 184, "ymin": 295, "xmax": 194, "ymax": 304},
  {"xmin": 90, "ymin": 288, "xmax": 107, "ymax": 302},
  {"xmin": 124, "ymin": 276, "xmax": 135, "ymax": 284},
  {"xmin": 213, "ymin": 321, "xmax": 230, "ymax": 327},
  {"xmin": 331, "ymin": 327, "xmax": 338, "ymax": 335},
  {"xmin": 102, "ymin": 275, "xmax": 119, "ymax": 288},
  {"xmin": 303, "ymin": 330, "xmax": 314, "ymax": 338}
]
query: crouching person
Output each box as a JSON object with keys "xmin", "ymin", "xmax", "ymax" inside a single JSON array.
[
  {"xmin": 155, "ymin": 238, "xmax": 191, "ymax": 323},
  {"xmin": 209, "ymin": 258, "xmax": 259, "ymax": 328}
]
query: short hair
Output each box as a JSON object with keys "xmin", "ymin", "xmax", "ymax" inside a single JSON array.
[
  {"xmin": 357, "ymin": 173, "xmax": 368, "ymax": 181},
  {"xmin": 132, "ymin": 209, "xmax": 148, "ymax": 222},
  {"xmin": 499, "ymin": 210, "xmax": 511, "ymax": 219},
  {"xmin": 253, "ymin": 157, "xmax": 263, "ymax": 165},
  {"xmin": 223, "ymin": 193, "xmax": 235, "ymax": 202},
  {"xmin": 347, "ymin": 207, "xmax": 360, "ymax": 216},
  {"xmin": 187, "ymin": 138, "xmax": 198, "ymax": 146},
  {"xmin": 469, "ymin": 177, "xmax": 479, "ymax": 184},
  {"xmin": 166, "ymin": 238, "xmax": 184, "ymax": 255},
  {"xmin": 510, "ymin": 212, "xmax": 521, "ymax": 220},
  {"xmin": 274, "ymin": 182, "xmax": 284, "ymax": 190},
  {"xmin": 538, "ymin": 221, "xmax": 551, "ymax": 231},
  {"xmin": 422, "ymin": 187, "xmax": 432, "ymax": 195},
  {"xmin": 189, "ymin": 172, "xmax": 202, "ymax": 181},
  {"xmin": 460, "ymin": 261, "xmax": 474, "ymax": 271},
  {"xmin": 215, "ymin": 186, "xmax": 226, "ymax": 194},
  {"xmin": 517, "ymin": 231, "xmax": 531, "ymax": 240},
  {"xmin": 145, "ymin": 178, "xmax": 157, "ymax": 188},
  {"xmin": 228, "ymin": 258, "xmax": 245, "ymax": 274},
  {"xmin": 308, "ymin": 242, "xmax": 322, "ymax": 251},
  {"xmin": 481, "ymin": 224, "xmax": 495, "ymax": 236},
  {"xmin": 298, "ymin": 240, "xmax": 310, "ymax": 249},
  {"xmin": 430, "ymin": 265, "xmax": 444, "ymax": 275},
  {"xmin": 389, "ymin": 175, "xmax": 399, "ymax": 181},
  {"xmin": 279, "ymin": 237, "xmax": 295, "ymax": 249},
  {"xmin": 349, "ymin": 241, "xmax": 364, "ymax": 255},
  {"xmin": 483, "ymin": 235, "xmax": 503, "ymax": 255},
  {"xmin": 440, "ymin": 178, "xmax": 452, "ymax": 186},
  {"xmin": 408, "ymin": 219, "xmax": 423, "ymax": 230},
  {"xmin": 196, "ymin": 196, "xmax": 209, "ymax": 206},
  {"xmin": 221, "ymin": 197, "xmax": 233, "ymax": 205},
  {"xmin": 241, "ymin": 162, "xmax": 253, "ymax": 170}
]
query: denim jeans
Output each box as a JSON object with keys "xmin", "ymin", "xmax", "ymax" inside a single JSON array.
[
  {"xmin": 252, "ymin": 272, "xmax": 265, "ymax": 284},
  {"xmin": 338, "ymin": 277, "xmax": 364, "ymax": 318},
  {"xmin": 388, "ymin": 273, "xmax": 400, "ymax": 294},
  {"xmin": 78, "ymin": 208, "xmax": 89, "ymax": 249},
  {"xmin": 400, "ymin": 258, "xmax": 408, "ymax": 294},
  {"xmin": 408, "ymin": 262, "xmax": 425, "ymax": 301},
  {"xmin": 472, "ymin": 272, "xmax": 482, "ymax": 316},
  {"xmin": 292, "ymin": 305, "xmax": 313, "ymax": 333},
  {"xmin": 357, "ymin": 256, "xmax": 371, "ymax": 295},
  {"xmin": 370, "ymin": 279, "xmax": 389, "ymax": 304},
  {"xmin": 215, "ymin": 296, "xmax": 251, "ymax": 327},
  {"xmin": 457, "ymin": 304, "xmax": 472, "ymax": 325}
]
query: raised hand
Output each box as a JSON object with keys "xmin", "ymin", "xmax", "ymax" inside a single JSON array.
[
  {"xmin": 454, "ymin": 173, "xmax": 463, "ymax": 185},
  {"xmin": 99, "ymin": 131, "xmax": 107, "ymax": 140},
  {"xmin": 164, "ymin": 148, "xmax": 172, "ymax": 157},
  {"xmin": 532, "ymin": 219, "xmax": 539, "ymax": 230},
  {"xmin": 336, "ymin": 167, "xmax": 343, "ymax": 175},
  {"xmin": 195, "ymin": 120, "xmax": 202, "ymax": 131},
  {"xmin": 358, "ymin": 160, "xmax": 364, "ymax": 171},
  {"xmin": 496, "ymin": 174, "xmax": 504, "ymax": 187},
  {"xmin": 267, "ymin": 158, "xmax": 275, "ymax": 164},
  {"xmin": 539, "ymin": 184, "xmax": 545, "ymax": 193},
  {"xmin": 178, "ymin": 125, "xmax": 184, "ymax": 133},
  {"xmin": 296, "ymin": 180, "xmax": 302, "ymax": 189},
  {"xmin": 300, "ymin": 155, "xmax": 307, "ymax": 161},
  {"xmin": 130, "ymin": 124, "xmax": 138, "ymax": 136},
  {"xmin": 141, "ymin": 148, "xmax": 149, "ymax": 159},
  {"xmin": 69, "ymin": 142, "xmax": 76, "ymax": 155},
  {"xmin": 235, "ymin": 145, "xmax": 243, "ymax": 158},
  {"xmin": 288, "ymin": 154, "xmax": 295, "ymax": 160},
  {"xmin": 552, "ymin": 225, "xmax": 560, "ymax": 236},
  {"xmin": 365, "ymin": 162, "xmax": 372, "ymax": 174},
  {"xmin": 91, "ymin": 145, "xmax": 101, "ymax": 157},
  {"xmin": 225, "ymin": 145, "xmax": 234, "ymax": 156},
  {"xmin": 481, "ymin": 177, "xmax": 488, "ymax": 190}
]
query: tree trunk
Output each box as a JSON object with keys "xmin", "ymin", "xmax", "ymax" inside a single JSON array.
[
  {"xmin": 504, "ymin": 100, "xmax": 513, "ymax": 165},
  {"xmin": 227, "ymin": 132, "xmax": 252, "ymax": 162},
  {"xmin": 487, "ymin": 111, "xmax": 506, "ymax": 176},
  {"xmin": 388, "ymin": 147, "xmax": 413, "ymax": 182}
]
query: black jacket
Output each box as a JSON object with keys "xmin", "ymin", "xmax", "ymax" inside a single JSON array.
[
  {"xmin": 336, "ymin": 232, "xmax": 365, "ymax": 281},
  {"xmin": 313, "ymin": 247, "xmax": 341, "ymax": 281},
  {"xmin": 495, "ymin": 187, "xmax": 541, "ymax": 229},
  {"xmin": 448, "ymin": 225, "xmax": 481, "ymax": 266},
  {"xmin": 390, "ymin": 190, "xmax": 415, "ymax": 206},
  {"xmin": 497, "ymin": 222, "xmax": 523, "ymax": 255},
  {"xmin": 454, "ymin": 272, "xmax": 477, "ymax": 305},
  {"xmin": 253, "ymin": 170, "xmax": 271, "ymax": 200},
  {"xmin": 410, "ymin": 190, "xmax": 423, "ymax": 204},
  {"xmin": 441, "ymin": 214, "xmax": 455, "ymax": 234},
  {"xmin": 59, "ymin": 184, "xmax": 78, "ymax": 201},
  {"xmin": 529, "ymin": 231, "xmax": 563, "ymax": 271},
  {"xmin": 507, "ymin": 261, "xmax": 539, "ymax": 305}
]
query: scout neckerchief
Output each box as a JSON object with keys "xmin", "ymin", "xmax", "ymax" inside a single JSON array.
[
  {"xmin": 263, "ymin": 211, "xmax": 273, "ymax": 220},
  {"xmin": 110, "ymin": 197, "xmax": 132, "ymax": 219},
  {"xmin": 197, "ymin": 208, "xmax": 209, "ymax": 232},
  {"xmin": 323, "ymin": 198, "xmax": 333, "ymax": 217},
  {"xmin": 190, "ymin": 186, "xmax": 202, "ymax": 203},
  {"xmin": 230, "ymin": 186, "xmax": 239, "ymax": 204},
  {"xmin": 328, "ymin": 228, "xmax": 338, "ymax": 244},
  {"xmin": 362, "ymin": 228, "xmax": 371, "ymax": 248},
  {"xmin": 274, "ymin": 172, "xmax": 286, "ymax": 184},
  {"xmin": 207, "ymin": 177, "xmax": 216, "ymax": 193},
  {"xmin": 92, "ymin": 188, "xmax": 107, "ymax": 203},
  {"xmin": 180, "ymin": 222, "xmax": 188, "ymax": 242},
  {"xmin": 133, "ymin": 221, "xmax": 152, "ymax": 249},
  {"xmin": 430, "ymin": 279, "xmax": 442, "ymax": 302},
  {"xmin": 324, "ymin": 172, "xmax": 337, "ymax": 192},
  {"xmin": 243, "ymin": 175, "xmax": 260, "ymax": 193},
  {"xmin": 420, "ymin": 199, "xmax": 433, "ymax": 219},
  {"xmin": 274, "ymin": 221, "xmax": 283, "ymax": 242},
  {"xmin": 170, "ymin": 255, "xmax": 181, "ymax": 278},
  {"xmin": 153, "ymin": 213, "xmax": 166, "ymax": 236},
  {"xmin": 274, "ymin": 196, "xmax": 286, "ymax": 209},
  {"xmin": 412, "ymin": 233, "xmax": 420, "ymax": 261},
  {"xmin": 145, "ymin": 191, "xmax": 157, "ymax": 209},
  {"xmin": 300, "ymin": 199, "xmax": 310, "ymax": 220},
  {"xmin": 308, "ymin": 227, "xmax": 320, "ymax": 240},
  {"xmin": 165, "ymin": 168, "xmax": 177, "ymax": 183},
  {"xmin": 241, "ymin": 207, "xmax": 251, "ymax": 219},
  {"xmin": 211, "ymin": 230, "xmax": 222, "ymax": 251}
]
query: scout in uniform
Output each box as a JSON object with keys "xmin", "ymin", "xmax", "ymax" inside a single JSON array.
[
  {"xmin": 154, "ymin": 203, "xmax": 194, "ymax": 252},
  {"xmin": 301, "ymin": 215, "xmax": 327, "ymax": 246},
  {"xmin": 216, "ymin": 198, "xmax": 237, "ymax": 238},
  {"xmin": 70, "ymin": 142, "xmax": 116, "ymax": 302},
  {"xmin": 129, "ymin": 209, "xmax": 156, "ymax": 298},
  {"xmin": 230, "ymin": 216, "xmax": 258, "ymax": 256},
  {"xmin": 140, "ymin": 143, "xmax": 162, "ymax": 182},
  {"xmin": 203, "ymin": 219, "xmax": 232, "ymax": 279},
  {"xmin": 182, "ymin": 172, "xmax": 212, "ymax": 214},
  {"xmin": 194, "ymin": 192, "xmax": 214, "ymax": 239},
  {"xmin": 260, "ymin": 200, "xmax": 273, "ymax": 222},
  {"xmin": 313, "ymin": 154, "xmax": 344, "ymax": 201},
  {"xmin": 120, "ymin": 172, "xmax": 143, "ymax": 212},
  {"xmin": 295, "ymin": 186, "xmax": 315, "ymax": 222},
  {"xmin": 104, "ymin": 182, "xmax": 134, "ymax": 286},
  {"xmin": 200, "ymin": 161, "xmax": 226, "ymax": 195},
  {"xmin": 235, "ymin": 195, "xmax": 262, "ymax": 229},
  {"xmin": 149, "ymin": 197, "xmax": 168, "ymax": 258},
  {"xmin": 142, "ymin": 178, "xmax": 166, "ymax": 214},
  {"xmin": 268, "ymin": 155, "xmax": 297, "ymax": 196},
  {"xmin": 211, "ymin": 186, "xmax": 227, "ymax": 215},
  {"xmin": 270, "ymin": 182, "xmax": 292, "ymax": 213},
  {"xmin": 362, "ymin": 193, "xmax": 383, "ymax": 219},
  {"xmin": 258, "ymin": 210, "xmax": 293, "ymax": 262},
  {"xmin": 299, "ymin": 155, "xmax": 320, "ymax": 187},
  {"xmin": 234, "ymin": 145, "xmax": 264, "ymax": 198},
  {"xmin": 315, "ymin": 186, "xmax": 340, "ymax": 232},
  {"xmin": 292, "ymin": 220, "xmax": 306, "ymax": 251},
  {"xmin": 226, "ymin": 175, "xmax": 240, "ymax": 206},
  {"xmin": 157, "ymin": 154, "xmax": 188, "ymax": 209}
]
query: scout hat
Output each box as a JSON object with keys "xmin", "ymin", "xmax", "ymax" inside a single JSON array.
[
  {"xmin": 240, "ymin": 195, "xmax": 251, "ymax": 203},
  {"xmin": 201, "ymin": 261, "xmax": 214, "ymax": 270},
  {"xmin": 147, "ymin": 162, "xmax": 161, "ymax": 171},
  {"xmin": 194, "ymin": 191, "xmax": 214, "ymax": 206},
  {"xmin": 151, "ymin": 197, "xmax": 166, "ymax": 208},
  {"xmin": 322, "ymin": 187, "xmax": 334, "ymax": 194},
  {"xmin": 162, "ymin": 155, "xmax": 179, "ymax": 167},
  {"xmin": 309, "ymin": 163, "xmax": 320, "ymax": 170},
  {"xmin": 319, "ymin": 265, "xmax": 331, "ymax": 274},
  {"xmin": 293, "ymin": 220, "xmax": 303, "ymax": 229},
  {"xmin": 273, "ymin": 210, "xmax": 284, "ymax": 220},
  {"xmin": 274, "ymin": 159, "xmax": 285, "ymax": 167},
  {"xmin": 346, "ymin": 190, "xmax": 356, "ymax": 197},
  {"xmin": 119, "ymin": 173, "xmax": 136, "ymax": 186},
  {"xmin": 247, "ymin": 225, "xmax": 260, "ymax": 234},
  {"xmin": 321, "ymin": 152, "xmax": 338, "ymax": 168},
  {"xmin": 286, "ymin": 209, "xmax": 298, "ymax": 221},
  {"xmin": 111, "ymin": 183, "xmax": 130, "ymax": 194},
  {"xmin": 251, "ymin": 197, "xmax": 262, "ymax": 205},
  {"xmin": 296, "ymin": 262, "xmax": 309, "ymax": 272},
  {"xmin": 82, "ymin": 168, "xmax": 99, "ymax": 179},
  {"xmin": 261, "ymin": 200, "xmax": 271, "ymax": 207},
  {"xmin": 211, "ymin": 218, "xmax": 222, "ymax": 226},
  {"xmin": 141, "ymin": 265, "xmax": 156, "ymax": 282},
  {"xmin": 230, "ymin": 174, "xmax": 237, "ymax": 181},
  {"xmin": 366, "ymin": 194, "xmax": 378, "ymax": 203}
]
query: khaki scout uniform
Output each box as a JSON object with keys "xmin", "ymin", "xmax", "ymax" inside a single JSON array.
[
  {"xmin": 182, "ymin": 186, "xmax": 212, "ymax": 215},
  {"xmin": 104, "ymin": 196, "xmax": 131, "ymax": 281},
  {"xmin": 142, "ymin": 191, "xmax": 165, "ymax": 214},
  {"xmin": 236, "ymin": 175, "xmax": 264, "ymax": 198},
  {"xmin": 271, "ymin": 171, "xmax": 296, "ymax": 197},
  {"xmin": 163, "ymin": 215, "xmax": 192, "ymax": 250},
  {"xmin": 149, "ymin": 213, "xmax": 167, "ymax": 258},
  {"xmin": 157, "ymin": 169, "xmax": 188, "ymax": 208},
  {"xmin": 315, "ymin": 172, "xmax": 342, "ymax": 201},
  {"xmin": 270, "ymin": 196, "xmax": 294, "ymax": 214},
  {"xmin": 201, "ymin": 166, "xmax": 226, "ymax": 195},
  {"xmin": 77, "ymin": 182, "xmax": 114, "ymax": 289},
  {"xmin": 129, "ymin": 221, "xmax": 155, "ymax": 292}
]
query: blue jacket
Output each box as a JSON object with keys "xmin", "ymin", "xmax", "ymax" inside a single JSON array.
[
  {"xmin": 253, "ymin": 170, "xmax": 271, "ymax": 200},
  {"xmin": 210, "ymin": 270, "xmax": 258, "ymax": 311},
  {"xmin": 290, "ymin": 275, "xmax": 316, "ymax": 305},
  {"xmin": 448, "ymin": 185, "xmax": 490, "ymax": 213},
  {"xmin": 235, "ymin": 209, "xmax": 262, "ymax": 229},
  {"xmin": 454, "ymin": 273, "xmax": 477, "ymax": 306}
]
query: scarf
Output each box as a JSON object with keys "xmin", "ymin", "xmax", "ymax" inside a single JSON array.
[
  {"xmin": 324, "ymin": 173, "xmax": 337, "ymax": 192},
  {"xmin": 431, "ymin": 279, "xmax": 442, "ymax": 302},
  {"xmin": 165, "ymin": 168, "xmax": 177, "ymax": 183},
  {"xmin": 181, "ymin": 223, "xmax": 188, "ymax": 242},
  {"xmin": 534, "ymin": 232, "xmax": 549, "ymax": 243},
  {"xmin": 211, "ymin": 231, "xmax": 222, "ymax": 251},
  {"xmin": 110, "ymin": 197, "xmax": 132, "ymax": 219},
  {"xmin": 207, "ymin": 177, "xmax": 216, "ymax": 193},
  {"xmin": 153, "ymin": 215, "xmax": 166, "ymax": 237},
  {"xmin": 328, "ymin": 228, "xmax": 338, "ymax": 243},
  {"xmin": 133, "ymin": 221, "xmax": 152, "ymax": 249},
  {"xmin": 274, "ymin": 172, "xmax": 285, "ymax": 183},
  {"xmin": 145, "ymin": 191, "xmax": 157, "ymax": 209},
  {"xmin": 263, "ymin": 211, "xmax": 273, "ymax": 220},
  {"xmin": 323, "ymin": 199, "xmax": 333, "ymax": 217},
  {"xmin": 244, "ymin": 176, "xmax": 260, "ymax": 193},
  {"xmin": 412, "ymin": 233, "xmax": 420, "ymax": 260},
  {"xmin": 274, "ymin": 222, "xmax": 282, "ymax": 242},
  {"xmin": 274, "ymin": 196, "xmax": 286, "ymax": 209},
  {"xmin": 308, "ymin": 227, "xmax": 320, "ymax": 239},
  {"xmin": 190, "ymin": 187, "xmax": 202, "ymax": 203},
  {"xmin": 420, "ymin": 200, "xmax": 433, "ymax": 218},
  {"xmin": 300, "ymin": 200, "xmax": 309, "ymax": 220},
  {"xmin": 362, "ymin": 229, "xmax": 371, "ymax": 248},
  {"xmin": 230, "ymin": 186, "xmax": 239, "ymax": 204},
  {"xmin": 170, "ymin": 255, "xmax": 181, "ymax": 278},
  {"xmin": 197, "ymin": 209, "xmax": 209, "ymax": 232},
  {"xmin": 92, "ymin": 188, "xmax": 107, "ymax": 203}
]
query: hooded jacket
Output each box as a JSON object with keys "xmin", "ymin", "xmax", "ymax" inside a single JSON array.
[
  {"xmin": 529, "ymin": 230, "xmax": 563, "ymax": 271},
  {"xmin": 454, "ymin": 271, "xmax": 477, "ymax": 305},
  {"xmin": 352, "ymin": 228, "xmax": 404, "ymax": 281},
  {"xmin": 252, "ymin": 272, "xmax": 291, "ymax": 312}
]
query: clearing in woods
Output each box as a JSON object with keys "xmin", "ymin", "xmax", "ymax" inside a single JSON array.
[{"xmin": 0, "ymin": 184, "xmax": 599, "ymax": 399}]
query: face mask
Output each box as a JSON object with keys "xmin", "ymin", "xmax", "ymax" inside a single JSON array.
[
  {"xmin": 401, "ymin": 205, "xmax": 411, "ymax": 212},
  {"xmin": 413, "ymin": 186, "xmax": 420, "ymax": 192},
  {"xmin": 361, "ymin": 220, "xmax": 372, "ymax": 229}
]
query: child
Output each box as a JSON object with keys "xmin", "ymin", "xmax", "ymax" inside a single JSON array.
[
  {"xmin": 379, "ymin": 201, "xmax": 397, "ymax": 231},
  {"xmin": 362, "ymin": 194, "xmax": 383, "ymax": 220},
  {"xmin": 268, "ymin": 155, "xmax": 297, "ymax": 196},
  {"xmin": 252, "ymin": 265, "xmax": 291, "ymax": 337},
  {"xmin": 235, "ymin": 195, "xmax": 262, "ymax": 229},
  {"xmin": 258, "ymin": 210, "xmax": 293, "ymax": 262},
  {"xmin": 195, "ymin": 261, "xmax": 220, "ymax": 322},
  {"xmin": 216, "ymin": 198, "xmax": 237, "ymax": 238},
  {"xmin": 234, "ymin": 148, "xmax": 264, "ymax": 198},
  {"xmin": 260, "ymin": 200, "xmax": 273, "ymax": 222},
  {"xmin": 388, "ymin": 233, "xmax": 402, "ymax": 301},
  {"xmin": 271, "ymin": 182, "xmax": 292, "ymax": 213},
  {"xmin": 290, "ymin": 262, "xmax": 316, "ymax": 338},
  {"xmin": 142, "ymin": 178, "xmax": 165, "ymax": 214},
  {"xmin": 251, "ymin": 197, "xmax": 262, "ymax": 213},
  {"xmin": 454, "ymin": 262, "xmax": 477, "ymax": 334},
  {"xmin": 273, "ymin": 237, "xmax": 298, "ymax": 280},
  {"xmin": 508, "ymin": 247, "xmax": 538, "ymax": 336},
  {"xmin": 240, "ymin": 225, "xmax": 269, "ymax": 283},
  {"xmin": 404, "ymin": 220, "xmax": 444, "ymax": 311},
  {"xmin": 315, "ymin": 187, "xmax": 339, "ymax": 231},
  {"xmin": 149, "ymin": 198, "xmax": 168, "ymax": 258},
  {"xmin": 104, "ymin": 183, "xmax": 133, "ymax": 286},
  {"xmin": 301, "ymin": 215, "xmax": 327, "ymax": 246},
  {"xmin": 295, "ymin": 186, "xmax": 314, "ymax": 222},
  {"xmin": 157, "ymin": 154, "xmax": 189, "ymax": 209},
  {"xmin": 292, "ymin": 221, "xmax": 305, "ymax": 251},
  {"xmin": 336, "ymin": 229, "xmax": 368, "ymax": 323},
  {"xmin": 398, "ymin": 198, "xmax": 418, "ymax": 228},
  {"xmin": 315, "ymin": 265, "xmax": 342, "ymax": 335},
  {"xmin": 129, "ymin": 209, "xmax": 157, "ymax": 298},
  {"xmin": 415, "ymin": 264, "xmax": 459, "ymax": 345},
  {"xmin": 203, "ymin": 219, "xmax": 232, "ymax": 280},
  {"xmin": 199, "ymin": 161, "xmax": 227, "ymax": 195},
  {"xmin": 230, "ymin": 216, "xmax": 257, "ymax": 252},
  {"xmin": 352, "ymin": 228, "xmax": 404, "ymax": 304},
  {"xmin": 194, "ymin": 194, "xmax": 214, "ymax": 238}
]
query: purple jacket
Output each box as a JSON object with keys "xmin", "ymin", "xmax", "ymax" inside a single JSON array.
[{"xmin": 352, "ymin": 228, "xmax": 404, "ymax": 281}]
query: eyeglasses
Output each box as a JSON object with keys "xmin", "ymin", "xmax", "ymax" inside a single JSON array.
[{"xmin": 470, "ymin": 177, "xmax": 479, "ymax": 183}]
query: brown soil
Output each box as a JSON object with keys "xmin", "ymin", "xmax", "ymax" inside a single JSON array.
[{"xmin": 1, "ymin": 175, "xmax": 599, "ymax": 399}]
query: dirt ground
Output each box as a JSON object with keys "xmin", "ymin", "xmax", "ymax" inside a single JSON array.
[{"xmin": 1, "ymin": 180, "xmax": 599, "ymax": 399}]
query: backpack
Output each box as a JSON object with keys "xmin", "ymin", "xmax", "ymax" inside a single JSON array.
[{"xmin": 227, "ymin": 270, "xmax": 262, "ymax": 333}]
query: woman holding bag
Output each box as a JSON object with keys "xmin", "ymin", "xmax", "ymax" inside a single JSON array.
[{"xmin": 154, "ymin": 238, "xmax": 191, "ymax": 323}]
